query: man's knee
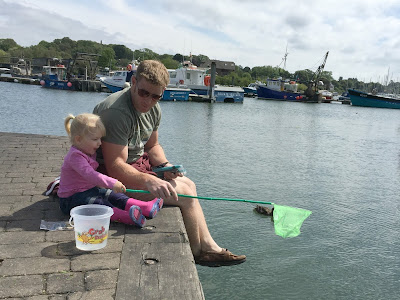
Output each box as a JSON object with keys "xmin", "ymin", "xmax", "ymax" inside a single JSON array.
[
  {"xmin": 177, "ymin": 176, "xmax": 196, "ymax": 192},
  {"xmin": 176, "ymin": 180, "xmax": 195, "ymax": 195},
  {"xmin": 178, "ymin": 195, "xmax": 199, "ymax": 209}
]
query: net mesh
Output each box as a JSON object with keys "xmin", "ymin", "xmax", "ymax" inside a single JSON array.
[{"xmin": 273, "ymin": 204, "xmax": 312, "ymax": 238}]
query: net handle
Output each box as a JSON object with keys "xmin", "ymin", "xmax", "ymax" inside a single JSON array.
[{"xmin": 126, "ymin": 189, "xmax": 274, "ymax": 205}]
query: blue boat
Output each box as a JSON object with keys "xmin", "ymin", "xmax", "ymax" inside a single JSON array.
[
  {"xmin": 214, "ymin": 87, "xmax": 245, "ymax": 103},
  {"xmin": 348, "ymin": 89, "xmax": 400, "ymax": 109},
  {"xmin": 160, "ymin": 87, "xmax": 191, "ymax": 101},
  {"xmin": 256, "ymin": 78, "xmax": 304, "ymax": 101},
  {"xmin": 242, "ymin": 83, "xmax": 258, "ymax": 97},
  {"xmin": 40, "ymin": 65, "xmax": 75, "ymax": 90}
]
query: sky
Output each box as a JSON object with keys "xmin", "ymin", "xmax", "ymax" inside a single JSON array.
[{"xmin": 1, "ymin": 0, "xmax": 400, "ymax": 82}]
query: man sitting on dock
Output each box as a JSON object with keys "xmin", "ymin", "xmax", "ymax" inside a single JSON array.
[{"xmin": 93, "ymin": 60, "xmax": 246, "ymax": 267}]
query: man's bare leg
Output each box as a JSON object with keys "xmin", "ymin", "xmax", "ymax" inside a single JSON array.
[
  {"xmin": 128, "ymin": 176, "xmax": 222, "ymax": 256},
  {"xmin": 163, "ymin": 177, "xmax": 222, "ymax": 256}
]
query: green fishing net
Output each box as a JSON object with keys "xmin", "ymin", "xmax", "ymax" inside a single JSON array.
[{"xmin": 273, "ymin": 204, "xmax": 312, "ymax": 238}]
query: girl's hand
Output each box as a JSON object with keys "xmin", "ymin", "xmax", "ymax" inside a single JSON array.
[{"xmin": 113, "ymin": 181, "xmax": 126, "ymax": 193}]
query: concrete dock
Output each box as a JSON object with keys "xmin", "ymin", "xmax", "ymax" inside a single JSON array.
[{"xmin": 0, "ymin": 132, "xmax": 204, "ymax": 299}]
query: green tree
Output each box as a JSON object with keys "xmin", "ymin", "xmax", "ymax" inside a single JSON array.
[
  {"xmin": 53, "ymin": 37, "xmax": 76, "ymax": 56},
  {"xmin": 133, "ymin": 48, "xmax": 159, "ymax": 62},
  {"xmin": 243, "ymin": 66, "xmax": 251, "ymax": 73},
  {"xmin": 172, "ymin": 53, "xmax": 184, "ymax": 63},
  {"xmin": 29, "ymin": 45, "xmax": 49, "ymax": 58},
  {"xmin": 98, "ymin": 47, "xmax": 116, "ymax": 68},
  {"xmin": 112, "ymin": 44, "xmax": 133, "ymax": 60},
  {"xmin": 161, "ymin": 57, "xmax": 179, "ymax": 69},
  {"xmin": 159, "ymin": 53, "xmax": 172, "ymax": 60},
  {"xmin": 75, "ymin": 40, "xmax": 102, "ymax": 55},
  {"xmin": 294, "ymin": 69, "xmax": 314, "ymax": 83},
  {"xmin": 191, "ymin": 54, "xmax": 209, "ymax": 66},
  {"xmin": 277, "ymin": 68, "xmax": 291, "ymax": 79},
  {"xmin": 250, "ymin": 65, "xmax": 282, "ymax": 81},
  {"xmin": 38, "ymin": 40, "xmax": 51, "ymax": 49},
  {"xmin": 0, "ymin": 38, "xmax": 19, "ymax": 51},
  {"xmin": 0, "ymin": 49, "xmax": 10, "ymax": 62}
]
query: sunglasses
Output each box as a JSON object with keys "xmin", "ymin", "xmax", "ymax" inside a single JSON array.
[{"xmin": 136, "ymin": 87, "xmax": 163, "ymax": 101}]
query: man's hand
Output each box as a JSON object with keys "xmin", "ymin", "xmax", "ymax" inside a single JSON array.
[{"xmin": 145, "ymin": 177, "xmax": 178, "ymax": 201}]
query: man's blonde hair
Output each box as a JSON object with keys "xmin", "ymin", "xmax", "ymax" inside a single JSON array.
[
  {"xmin": 136, "ymin": 60, "xmax": 169, "ymax": 88},
  {"xmin": 64, "ymin": 113, "xmax": 106, "ymax": 144}
]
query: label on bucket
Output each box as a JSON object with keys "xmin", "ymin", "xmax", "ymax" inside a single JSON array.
[{"xmin": 77, "ymin": 226, "xmax": 108, "ymax": 245}]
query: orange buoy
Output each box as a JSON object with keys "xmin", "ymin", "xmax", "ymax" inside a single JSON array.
[{"xmin": 204, "ymin": 75, "xmax": 211, "ymax": 86}]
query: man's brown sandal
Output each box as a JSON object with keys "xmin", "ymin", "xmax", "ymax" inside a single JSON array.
[{"xmin": 194, "ymin": 248, "xmax": 246, "ymax": 267}]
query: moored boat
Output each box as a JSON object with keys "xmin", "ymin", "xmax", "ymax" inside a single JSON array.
[
  {"xmin": 168, "ymin": 61, "xmax": 210, "ymax": 95},
  {"xmin": 256, "ymin": 78, "xmax": 305, "ymax": 101},
  {"xmin": 242, "ymin": 83, "xmax": 258, "ymax": 97},
  {"xmin": 348, "ymin": 89, "xmax": 400, "ymax": 109},
  {"xmin": 213, "ymin": 86, "xmax": 244, "ymax": 103},
  {"xmin": 40, "ymin": 65, "xmax": 75, "ymax": 90},
  {"xmin": 0, "ymin": 67, "xmax": 12, "ymax": 78},
  {"xmin": 99, "ymin": 70, "xmax": 131, "ymax": 93},
  {"xmin": 160, "ymin": 87, "xmax": 191, "ymax": 101},
  {"xmin": 168, "ymin": 61, "xmax": 244, "ymax": 102}
]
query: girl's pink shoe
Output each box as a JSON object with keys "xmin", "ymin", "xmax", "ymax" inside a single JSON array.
[
  {"xmin": 148, "ymin": 198, "xmax": 163, "ymax": 219},
  {"xmin": 129, "ymin": 205, "xmax": 146, "ymax": 228}
]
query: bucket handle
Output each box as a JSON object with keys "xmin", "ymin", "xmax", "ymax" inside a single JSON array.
[{"xmin": 69, "ymin": 216, "xmax": 74, "ymax": 228}]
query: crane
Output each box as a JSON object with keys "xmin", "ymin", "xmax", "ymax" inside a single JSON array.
[{"xmin": 305, "ymin": 51, "xmax": 329, "ymax": 100}]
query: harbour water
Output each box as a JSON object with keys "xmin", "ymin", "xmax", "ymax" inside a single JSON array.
[{"xmin": 1, "ymin": 81, "xmax": 399, "ymax": 299}]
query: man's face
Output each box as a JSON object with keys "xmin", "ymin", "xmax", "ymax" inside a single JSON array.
[{"xmin": 131, "ymin": 77, "xmax": 164, "ymax": 113}]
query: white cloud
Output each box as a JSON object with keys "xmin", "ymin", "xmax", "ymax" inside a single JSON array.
[{"xmin": 1, "ymin": 0, "xmax": 400, "ymax": 81}]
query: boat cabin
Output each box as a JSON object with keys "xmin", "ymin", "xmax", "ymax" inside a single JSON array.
[
  {"xmin": 266, "ymin": 78, "xmax": 298, "ymax": 93},
  {"xmin": 42, "ymin": 65, "xmax": 67, "ymax": 81},
  {"xmin": 112, "ymin": 71, "xmax": 128, "ymax": 79},
  {"xmin": 168, "ymin": 67, "xmax": 207, "ymax": 87}
]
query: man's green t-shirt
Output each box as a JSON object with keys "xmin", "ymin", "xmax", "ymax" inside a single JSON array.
[{"xmin": 93, "ymin": 88, "xmax": 161, "ymax": 164}]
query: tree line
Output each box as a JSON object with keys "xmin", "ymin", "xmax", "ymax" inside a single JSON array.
[{"xmin": 1, "ymin": 37, "xmax": 398, "ymax": 95}]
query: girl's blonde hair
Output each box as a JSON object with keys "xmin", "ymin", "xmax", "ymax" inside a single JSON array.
[{"xmin": 64, "ymin": 113, "xmax": 106, "ymax": 144}]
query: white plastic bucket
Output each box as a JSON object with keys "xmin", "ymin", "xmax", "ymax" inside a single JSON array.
[{"xmin": 69, "ymin": 204, "xmax": 114, "ymax": 251}]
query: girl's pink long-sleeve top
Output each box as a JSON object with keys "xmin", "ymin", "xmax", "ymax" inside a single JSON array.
[{"xmin": 57, "ymin": 146, "xmax": 117, "ymax": 198}]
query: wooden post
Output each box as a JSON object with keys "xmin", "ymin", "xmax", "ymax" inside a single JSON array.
[{"xmin": 208, "ymin": 61, "xmax": 216, "ymax": 102}]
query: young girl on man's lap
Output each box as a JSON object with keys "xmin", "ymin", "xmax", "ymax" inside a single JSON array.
[{"xmin": 57, "ymin": 113, "xmax": 162, "ymax": 227}]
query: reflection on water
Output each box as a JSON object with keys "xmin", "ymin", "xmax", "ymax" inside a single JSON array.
[{"xmin": 1, "ymin": 81, "xmax": 400, "ymax": 299}]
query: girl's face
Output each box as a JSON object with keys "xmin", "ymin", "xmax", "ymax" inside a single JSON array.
[{"xmin": 74, "ymin": 129, "xmax": 102, "ymax": 156}]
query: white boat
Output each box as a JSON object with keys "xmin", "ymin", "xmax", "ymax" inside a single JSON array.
[
  {"xmin": 99, "ymin": 70, "xmax": 131, "ymax": 93},
  {"xmin": 0, "ymin": 67, "xmax": 12, "ymax": 78},
  {"xmin": 168, "ymin": 61, "xmax": 210, "ymax": 95},
  {"xmin": 168, "ymin": 61, "xmax": 244, "ymax": 102},
  {"xmin": 319, "ymin": 90, "xmax": 333, "ymax": 100}
]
